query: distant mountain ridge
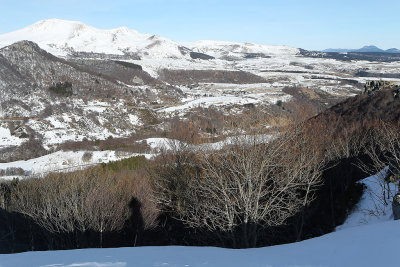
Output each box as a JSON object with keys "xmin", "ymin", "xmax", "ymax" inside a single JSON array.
[
  {"xmin": 0, "ymin": 19, "xmax": 299, "ymax": 60},
  {"xmin": 322, "ymin": 45, "xmax": 400, "ymax": 53}
]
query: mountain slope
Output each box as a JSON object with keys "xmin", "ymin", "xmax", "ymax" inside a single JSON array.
[
  {"xmin": 316, "ymin": 87, "xmax": 400, "ymax": 126},
  {"xmin": 186, "ymin": 40, "xmax": 299, "ymax": 59},
  {"xmin": 0, "ymin": 40, "xmax": 184, "ymax": 158},
  {"xmin": 0, "ymin": 40, "xmax": 127, "ymax": 112}
]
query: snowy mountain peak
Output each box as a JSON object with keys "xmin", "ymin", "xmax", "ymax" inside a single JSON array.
[
  {"xmin": 28, "ymin": 19, "xmax": 143, "ymax": 38},
  {"xmin": 0, "ymin": 19, "xmax": 177, "ymax": 58},
  {"xmin": 113, "ymin": 26, "xmax": 131, "ymax": 33},
  {"xmin": 29, "ymin": 18, "xmax": 86, "ymax": 30}
]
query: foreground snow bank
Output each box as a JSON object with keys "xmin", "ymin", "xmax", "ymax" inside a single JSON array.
[{"xmin": 1, "ymin": 219, "xmax": 399, "ymax": 267}]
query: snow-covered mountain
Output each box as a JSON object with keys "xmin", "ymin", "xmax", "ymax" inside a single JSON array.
[
  {"xmin": 187, "ymin": 40, "xmax": 299, "ymax": 58},
  {"xmin": 0, "ymin": 19, "xmax": 191, "ymax": 58},
  {"xmin": 0, "ymin": 19, "xmax": 299, "ymax": 59}
]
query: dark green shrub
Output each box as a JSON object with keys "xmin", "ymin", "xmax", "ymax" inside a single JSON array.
[
  {"xmin": 19, "ymin": 132, "xmax": 29, "ymax": 139},
  {"xmin": 101, "ymin": 156, "xmax": 147, "ymax": 171},
  {"xmin": 205, "ymin": 127, "xmax": 217, "ymax": 134}
]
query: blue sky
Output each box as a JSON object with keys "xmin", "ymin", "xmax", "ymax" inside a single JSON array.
[{"xmin": 0, "ymin": 0, "xmax": 398, "ymax": 50}]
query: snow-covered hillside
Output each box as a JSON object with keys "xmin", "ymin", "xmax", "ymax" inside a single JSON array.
[{"xmin": 186, "ymin": 39, "xmax": 299, "ymax": 57}]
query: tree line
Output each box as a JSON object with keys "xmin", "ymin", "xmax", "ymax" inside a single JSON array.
[{"xmin": 0, "ymin": 118, "xmax": 399, "ymax": 252}]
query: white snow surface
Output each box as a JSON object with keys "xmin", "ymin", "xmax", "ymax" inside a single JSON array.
[
  {"xmin": 0, "ymin": 220, "xmax": 399, "ymax": 267},
  {"xmin": 157, "ymin": 83, "xmax": 291, "ymax": 115},
  {"xmin": 337, "ymin": 169, "xmax": 396, "ymax": 230},
  {"xmin": 0, "ymin": 125, "xmax": 27, "ymax": 148},
  {"xmin": 143, "ymin": 137, "xmax": 178, "ymax": 152},
  {"xmin": 186, "ymin": 39, "xmax": 299, "ymax": 57}
]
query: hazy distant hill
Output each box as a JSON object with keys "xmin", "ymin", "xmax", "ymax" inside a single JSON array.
[
  {"xmin": 386, "ymin": 48, "xmax": 400, "ymax": 53},
  {"xmin": 322, "ymin": 45, "xmax": 400, "ymax": 53}
]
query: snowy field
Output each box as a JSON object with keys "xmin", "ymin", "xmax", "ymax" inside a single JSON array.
[
  {"xmin": 0, "ymin": 171, "xmax": 398, "ymax": 266},
  {"xmin": 0, "ymin": 150, "xmax": 152, "ymax": 179},
  {"xmin": 0, "ymin": 220, "xmax": 398, "ymax": 267}
]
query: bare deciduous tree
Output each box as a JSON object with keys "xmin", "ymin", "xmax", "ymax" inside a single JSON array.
[
  {"xmin": 358, "ymin": 122, "xmax": 400, "ymax": 209},
  {"xmin": 85, "ymin": 171, "xmax": 135, "ymax": 247},
  {"xmin": 153, "ymin": 124, "xmax": 324, "ymax": 248}
]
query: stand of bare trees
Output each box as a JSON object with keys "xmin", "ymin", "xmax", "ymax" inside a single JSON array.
[
  {"xmin": 4, "ymin": 167, "xmax": 157, "ymax": 249},
  {"xmin": 1, "ymin": 114, "xmax": 394, "ymax": 251},
  {"xmin": 152, "ymin": 124, "xmax": 325, "ymax": 248}
]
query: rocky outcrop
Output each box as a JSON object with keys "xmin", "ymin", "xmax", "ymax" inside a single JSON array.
[
  {"xmin": 363, "ymin": 80, "xmax": 399, "ymax": 95},
  {"xmin": 189, "ymin": 52, "xmax": 215, "ymax": 60}
]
